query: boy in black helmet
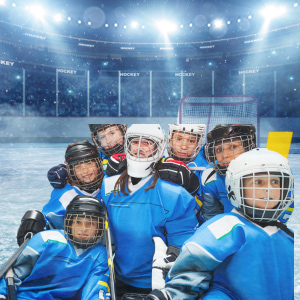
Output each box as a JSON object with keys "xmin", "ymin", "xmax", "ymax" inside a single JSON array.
[
  {"xmin": 199, "ymin": 124, "xmax": 256, "ymax": 222},
  {"xmin": 0, "ymin": 196, "xmax": 110, "ymax": 300}
]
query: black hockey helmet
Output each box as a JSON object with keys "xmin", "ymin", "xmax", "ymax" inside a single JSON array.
[
  {"xmin": 204, "ymin": 124, "xmax": 256, "ymax": 175},
  {"xmin": 89, "ymin": 124, "xmax": 127, "ymax": 156},
  {"xmin": 64, "ymin": 195, "xmax": 107, "ymax": 249},
  {"xmin": 206, "ymin": 124, "xmax": 256, "ymax": 144},
  {"xmin": 65, "ymin": 140, "xmax": 99, "ymax": 165},
  {"xmin": 65, "ymin": 141, "xmax": 104, "ymax": 192}
]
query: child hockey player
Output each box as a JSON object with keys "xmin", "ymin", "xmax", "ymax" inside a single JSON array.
[
  {"xmin": 0, "ymin": 195, "xmax": 111, "ymax": 300},
  {"xmin": 147, "ymin": 148, "xmax": 294, "ymax": 300},
  {"xmin": 101, "ymin": 124, "xmax": 199, "ymax": 299},
  {"xmin": 47, "ymin": 124, "xmax": 127, "ymax": 189},
  {"xmin": 158, "ymin": 124, "xmax": 210, "ymax": 199},
  {"xmin": 17, "ymin": 140, "xmax": 104, "ymax": 245},
  {"xmin": 199, "ymin": 124, "xmax": 256, "ymax": 221}
]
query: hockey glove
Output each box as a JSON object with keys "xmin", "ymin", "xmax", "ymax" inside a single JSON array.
[
  {"xmin": 146, "ymin": 289, "xmax": 171, "ymax": 300},
  {"xmin": 158, "ymin": 159, "xmax": 200, "ymax": 195},
  {"xmin": 121, "ymin": 293, "xmax": 148, "ymax": 300},
  {"xmin": 47, "ymin": 164, "xmax": 68, "ymax": 189},
  {"xmin": 152, "ymin": 237, "xmax": 180, "ymax": 290},
  {"xmin": 17, "ymin": 210, "xmax": 46, "ymax": 246},
  {"xmin": 0, "ymin": 295, "xmax": 7, "ymax": 300},
  {"xmin": 106, "ymin": 153, "xmax": 127, "ymax": 177}
]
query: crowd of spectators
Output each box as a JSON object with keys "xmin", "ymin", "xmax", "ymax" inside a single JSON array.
[{"xmin": 0, "ymin": 40, "xmax": 299, "ymax": 118}]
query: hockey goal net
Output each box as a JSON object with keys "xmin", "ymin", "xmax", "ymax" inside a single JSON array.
[{"xmin": 178, "ymin": 95, "xmax": 260, "ymax": 144}]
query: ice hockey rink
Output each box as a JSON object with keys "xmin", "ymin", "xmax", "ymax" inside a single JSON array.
[{"xmin": 0, "ymin": 142, "xmax": 299, "ymax": 298}]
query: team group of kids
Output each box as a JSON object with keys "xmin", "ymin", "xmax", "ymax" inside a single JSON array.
[{"xmin": 0, "ymin": 123, "xmax": 294, "ymax": 300}]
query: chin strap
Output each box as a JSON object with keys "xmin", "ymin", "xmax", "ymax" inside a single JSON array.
[
  {"xmin": 253, "ymin": 220, "xmax": 294, "ymax": 238},
  {"xmin": 131, "ymin": 177, "xmax": 142, "ymax": 185}
]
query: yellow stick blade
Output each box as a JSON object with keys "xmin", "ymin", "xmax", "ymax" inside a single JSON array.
[{"xmin": 266, "ymin": 132, "xmax": 293, "ymax": 158}]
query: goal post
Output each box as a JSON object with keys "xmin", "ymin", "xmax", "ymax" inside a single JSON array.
[{"xmin": 178, "ymin": 95, "xmax": 260, "ymax": 145}]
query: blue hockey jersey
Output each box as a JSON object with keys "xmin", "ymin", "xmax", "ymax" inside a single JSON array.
[
  {"xmin": 163, "ymin": 209, "xmax": 294, "ymax": 300},
  {"xmin": 101, "ymin": 174, "xmax": 199, "ymax": 289},
  {"xmin": 0, "ymin": 230, "xmax": 110, "ymax": 300},
  {"xmin": 42, "ymin": 184, "xmax": 102, "ymax": 229}
]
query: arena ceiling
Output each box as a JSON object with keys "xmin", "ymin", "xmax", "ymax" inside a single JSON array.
[{"xmin": 0, "ymin": 0, "xmax": 299, "ymax": 58}]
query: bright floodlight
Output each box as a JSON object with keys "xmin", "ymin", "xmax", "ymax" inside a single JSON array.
[
  {"xmin": 114, "ymin": 22, "xmax": 118, "ymax": 27},
  {"xmin": 156, "ymin": 20, "xmax": 177, "ymax": 33},
  {"xmin": 28, "ymin": 5, "xmax": 45, "ymax": 19},
  {"xmin": 0, "ymin": 0, "xmax": 5, "ymax": 6},
  {"xmin": 131, "ymin": 21, "xmax": 138, "ymax": 28},
  {"xmin": 54, "ymin": 13, "xmax": 62, "ymax": 22},
  {"xmin": 88, "ymin": 21, "xmax": 91, "ymax": 26},
  {"xmin": 214, "ymin": 19, "xmax": 223, "ymax": 28},
  {"xmin": 78, "ymin": 20, "xmax": 81, "ymax": 24},
  {"xmin": 260, "ymin": 5, "xmax": 287, "ymax": 20},
  {"xmin": 294, "ymin": 3, "xmax": 298, "ymax": 7},
  {"xmin": 67, "ymin": 16, "xmax": 71, "ymax": 21}
]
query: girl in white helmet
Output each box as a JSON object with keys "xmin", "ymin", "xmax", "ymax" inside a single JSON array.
[
  {"xmin": 101, "ymin": 124, "xmax": 199, "ymax": 299},
  {"xmin": 147, "ymin": 148, "xmax": 294, "ymax": 300}
]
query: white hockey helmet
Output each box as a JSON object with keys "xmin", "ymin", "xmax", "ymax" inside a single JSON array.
[
  {"xmin": 167, "ymin": 124, "xmax": 206, "ymax": 163},
  {"xmin": 125, "ymin": 124, "xmax": 166, "ymax": 178},
  {"xmin": 225, "ymin": 148, "xmax": 294, "ymax": 222}
]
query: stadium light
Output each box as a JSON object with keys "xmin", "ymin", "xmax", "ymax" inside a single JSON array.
[
  {"xmin": 248, "ymin": 14, "xmax": 252, "ymax": 19},
  {"xmin": 189, "ymin": 23, "xmax": 193, "ymax": 27},
  {"xmin": 131, "ymin": 21, "xmax": 138, "ymax": 28},
  {"xmin": 156, "ymin": 20, "xmax": 177, "ymax": 33},
  {"xmin": 237, "ymin": 18, "xmax": 241, "ymax": 22},
  {"xmin": 294, "ymin": 3, "xmax": 298, "ymax": 7},
  {"xmin": 114, "ymin": 22, "xmax": 118, "ymax": 27},
  {"xmin": 207, "ymin": 23, "xmax": 211, "ymax": 27},
  {"xmin": 213, "ymin": 19, "xmax": 223, "ymax": 28},
  {"xmin": 53, "ymin": 13, "xmax": 62, "ymax": 23},
  {"xmin": 141, "ymin": 25, "xmax": 145, "ymax": 29},
  {"xmin": 123, "ymin": 25, "xmax": 127, "ymax": 29},
  {"xmin": 88, "ymin": 21, "xmax": 91, "ymax": 26},
  {"xmin": 0, "ymin": 0, "xmax": 5, "ymax": 6},
  {"xmin": 67, "ymin": 16, "xmax": 71, "ymax": 21},
  {"xmin": 78, "ymin": 20, "xmax": 81, "ymax": 24},
  {"xmin": 12, "ymin": 3, "xmax": 16, "ymax": 7},
  {"xmin": 28, "ymin": 5, "xmax": 45, "ymax": 19},
  {"xmin": 227, "ymin": 20, "xmax": 231, "ymax": 24},
  {"xmin": 105, "ymin": 23, "xmax": 109, "ymax": 27},
  {"xmin": 260, "ymin": 5, "xmax": 287, "ymax": 20}
]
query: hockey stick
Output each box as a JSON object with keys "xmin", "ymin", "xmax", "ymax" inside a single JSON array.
[
  {"xmin": 266, "ymin": 131, "xmax": 293, "ymax": 158},
  {"xmin": 5, "ymin": 268, "xmax": 17, "ymax": 300},
  {"xmin": 0, "ymin": 233, "xmax": 32, "ymax": 279},
  {"xmin": 101, "ymin": 200, "xmax": 116, "ymax": 300}
]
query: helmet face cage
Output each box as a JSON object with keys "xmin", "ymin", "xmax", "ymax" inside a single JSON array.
[
  {"xmin": 205, "ymin": 134, "xmax": 255, "ymax": 175},
  {"xmin": 126, "ymin": 134, "xmax": 163, "ymax": 162},
  {"xmin": 64, "ymin": 213, "xmax": 106, "ymax": 249},
  {"xmin": 90, "ymin": 124, "xmax": 127, "ymax": 156},
  {"xmin": 67, "ymin": 157, "xmax": 104, "ymax": 192},
  {"xmin": 167, "ymin": 124, "xmax": 206, "ymax": 163},
  {"xmin": 231, "ymin": 171, "xmax": 294, "ymax": 222}
]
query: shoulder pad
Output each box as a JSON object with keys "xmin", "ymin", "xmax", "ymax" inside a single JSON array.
[{"xmin": 201, "ymin": 168, "xmax": 217, "ymax": 186}]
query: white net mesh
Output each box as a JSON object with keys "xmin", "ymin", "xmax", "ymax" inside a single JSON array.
[{"xmin": 178, "ymin": 95, "xmax": 260, "ymax": 143}]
